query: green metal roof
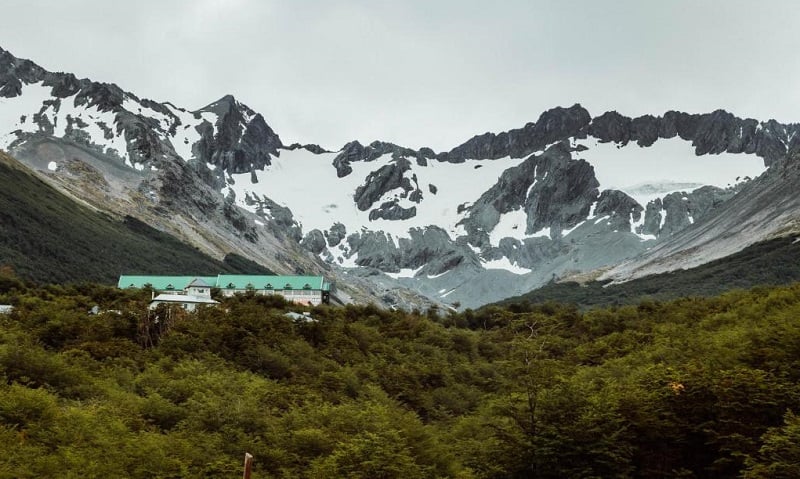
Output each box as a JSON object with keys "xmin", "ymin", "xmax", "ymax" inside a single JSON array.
[
  {"xmin": 215, "ymin": 275, "xmax": 328, "ymax": 291},
  {"xmin": 118, "ymin": 276, "xmax": 218, "ymax": 291},
  {"xmin": 118, "ymin": 275, "xmax": 330, "ymax": 291}
]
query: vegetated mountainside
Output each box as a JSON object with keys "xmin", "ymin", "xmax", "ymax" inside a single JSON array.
[
  {"xmin": 494, "ymin": 235, "xmax": 800, "ymax": 309},
  {"xmin": 2, "ymin": 278, "xmax": 800, "ymax": 477},
  {"xmin": 0, "ymin": 151, "xmax": 269, "ymax": 283},
  {"xmin": 2, "ymin": 44, "xmax": 800, "ymax": 308}
]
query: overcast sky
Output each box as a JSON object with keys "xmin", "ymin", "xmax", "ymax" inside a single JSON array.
[{"xmin": 3, "ymin": 0, "xmax": 800, "ymax": 151}]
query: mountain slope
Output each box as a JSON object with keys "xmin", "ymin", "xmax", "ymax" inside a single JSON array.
[
  {"xmin": 494, "ymin": 235, "xmax": 800, "ymax": 309},
  {"xmin": 0, "ymin": 151, "xmax": 270, "ymax": 283}
]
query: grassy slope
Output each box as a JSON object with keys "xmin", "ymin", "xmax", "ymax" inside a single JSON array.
[
  {"xmin": 0, "ymin": 151, "xmax": 271, "ymax": 284},
  {"xmin": 495, "ymin": 235, "xmax": 800, "ymax": 308}
]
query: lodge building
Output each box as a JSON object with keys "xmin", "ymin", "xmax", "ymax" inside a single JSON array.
[{"xmin": 118, "ymin": 274, "xmax": 332, "ymax": 309}]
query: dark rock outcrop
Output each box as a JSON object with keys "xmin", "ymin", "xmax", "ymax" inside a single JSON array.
[
  {"xmin": 353, "ymin": 158, "xmax": 414, "ymax": 211},
  {"xmin": 194, "ymin": 95, "xmax": 282, "ymax": 174},
  {"xmin": 332, "ymin": 140, "xmax": 434, "ymax": 178},
  {"xmin": 301, "ymin": 229, "xmax": 327, "ymax": 254},
  {"xmin": 439, "ymin": 104, "xmax": 592, "ymax": 162},
  {"xmin": 325, "ymin": 222, "xmax": 347, "ymax": 247},
  {"xmin": 588, "ymin": 109, "xmax": 800, "ymax": 166},
  {"xmin": 640, "ymin": 185, "xmax": 737, "ymax": 238},
  {"xmin": 460, "ymin": 143, "xmax": 599, "ymax": 246},
  {"xmin": 369, "ymin": 201, "xmax": 417, "ymax": 221},
  {"xmin": 594, "ymin": 190, "xmax": 643, "ymax": 231}
]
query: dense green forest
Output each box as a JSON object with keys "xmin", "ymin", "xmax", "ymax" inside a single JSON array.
[
  {"xmin": 1, "ymin": 269, "xmax": 800, "ymax": 477},
  {"xmin": 0, "ymin": 152, "xmax": 272, "ymax": 284},
  {"xmin": 497, "ymin": 235, "xmax": 800, "ymax": 309}
]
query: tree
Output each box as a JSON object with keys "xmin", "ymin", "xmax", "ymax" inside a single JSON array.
[{"xmin": 744, "ymin": 411, "xmax": 800, "ymax": 478}]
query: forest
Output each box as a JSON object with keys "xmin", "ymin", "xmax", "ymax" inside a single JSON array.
[{"xmin": 1, "ymin": 268, "xmax": 800, "ymax": 478}]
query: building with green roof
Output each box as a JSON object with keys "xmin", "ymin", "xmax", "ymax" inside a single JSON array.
[{"xmin": 119, "ymin": 274, "xmax": 331, "ymax": 305}]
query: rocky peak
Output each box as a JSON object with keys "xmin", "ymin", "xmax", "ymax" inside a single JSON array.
[
  {"xmin": 194, "ymin": 95, "xmax": 283, "ymax": 174},
  {"xmin": 0, "ymin": 48, "xmax": 46, "ymax": 97},
  {"xmin": 439, "ymin": 103, "xmax": 591, "ymax": 162}
]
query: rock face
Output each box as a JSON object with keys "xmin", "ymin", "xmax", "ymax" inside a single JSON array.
[
  {"xmin": 3, "ymin": 44, "xmax": 800, "ymax": 310},
  {"xmin": 639, "ymin": 186, "xmax": 737, "ymax": 238},
  {"xmin": 195, "ymin": 95, "xmax": 282, "ymax": 173},
  {"xmin": 589, "ymin": 109, "xmax": 799, "ymax": 166},
  {"xmin": 460, "ymin": 143, "xmax": 599, "ymax": 245},
  {"xmin": 354, "ymin": 158, "xmax": 414, "ymax": 211},
  {"xmin": 594, "ymin": 190, "xmax": 643, "ymax": 231},
  {"xmin": 438, "ymin": 104, "xmax": 592, "ymax": 162}
]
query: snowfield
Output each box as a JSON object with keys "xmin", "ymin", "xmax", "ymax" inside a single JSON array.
[
  {"xmin": 573, "ymin": 137, "xmax": 767, "ymax": 206},
  {"xmin": 226, "ymin": 148, "xmax": 528, "ymax": 243}
]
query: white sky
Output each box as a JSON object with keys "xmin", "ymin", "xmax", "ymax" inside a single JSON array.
[{"xmin": 3, "ymin": 0, "xmax": 800, "ymax": 152}]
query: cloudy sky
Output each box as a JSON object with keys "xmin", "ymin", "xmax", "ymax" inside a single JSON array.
[{"xmin": 3, "ymin": 0, "xmax": 800, "ymax": 151}]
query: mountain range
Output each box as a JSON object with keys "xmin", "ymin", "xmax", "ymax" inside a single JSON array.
[{"xmin": 1, "ymin": 45, "xmax": 799, "ymax": 309}]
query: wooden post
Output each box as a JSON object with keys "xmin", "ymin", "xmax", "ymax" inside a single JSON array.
[{"xmin": 242, "ymin": 452, "xmax": 253, "ymax": 479}]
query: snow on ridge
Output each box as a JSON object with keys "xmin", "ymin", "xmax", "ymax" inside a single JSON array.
[
  {"xmin": 166, "ymin": 104, "xmax": 207, "ymax": 162},
  {"xmin": 0, "ymin": 81, "xmax": 132, "ymax": 162},
  {"xmin": 50, "ymin": 91, "xmax": 129, "ymax": 161},
  {"xmin": 122, "ymin": 96, "xmax": 172, "ymax": 133},
  {"xmin": 0, "ymin": 80, "xmax": 214, "ymax": 167},
  {"xmin": 0, "ymin": 81, "xmax": 54, "ymax": 149}
]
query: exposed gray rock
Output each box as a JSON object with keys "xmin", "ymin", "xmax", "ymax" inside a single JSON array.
[
  {"xmin": 438, "ymin": 104, "xmax": 592, "ymax": 162},
  {"xmin": 345, "ymin": 231, "xmax": 401, "ymax": 271},
  {"xmin": 594, "ymin": 189, "xmax": 643, "ymax": 231},
  {"xmin": 353, "ymin": 158, "xmax": 413, "ymax": 211},
  {"xmin": 640, "ymin": 185, "xmax": 737, "ymax": 238},
  {"xmin": 285, "ymin": 143, "xmax": 329, "ymax": 154},
  {"xmin": 325, "ymin": 222, "xmax": 346, "ymax": 247},
  {"xmin": 460, "ymin": 143, "xmax": 599, "ymax": 246},
  {"xmin": 641, "ymin": 199, "xmax": 664, "ymax": 237},
  {"xmin": 332, "ymin": 140, "xmax": 433, "ymax": 177},
  {"xmin": 399, "ymin": 226, "xmax": 480, "ymax": 276},
  {"xmin": 369, "ymin": 201, "xmax": 417, "ymax": 221},
  {"xmin": 194, "ymin": 95, "xmax": 282, "ymax": 174},
  {"xmin": 588, "ymin": 109, "xmax": 799, "ymax": 166},
  {"xmin": 301, "ymin": 229, "xmax": 327, "ymax": 254}
]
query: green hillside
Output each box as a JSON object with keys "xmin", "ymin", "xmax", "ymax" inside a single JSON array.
[
  {"xmin": 495, "ymin": 235, "xmax": 800, "ymax": 309},
  {"xmin": 2, "ymin": 280, "xmax": 800, "ymax": 477},
  {"xmin": 0, "ymin": 151, "xmax": 270, "ymax": 284}
]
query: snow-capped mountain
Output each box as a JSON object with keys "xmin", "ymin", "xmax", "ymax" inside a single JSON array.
[{"xmin": 2, "ymin": 45, "xmax": 800, "ymax": 309}]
